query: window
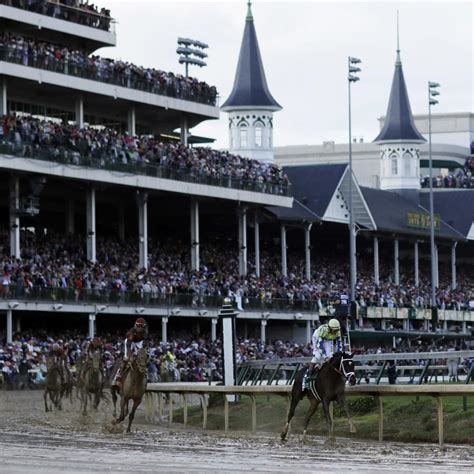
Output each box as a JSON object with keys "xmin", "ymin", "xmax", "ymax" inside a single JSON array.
[
  {"xmin": 255, "ymin": 127, "xmax": 262, "ymax": 147},
  {"xmin": 240, "ymin": 128, "xmax": 248, "ymax": 147},
  {"xmin": 391, "ymin": 158, "xmax": 398, "ymax": 175},
  {"xmin": 404, "ymin": 157, "xmax": 411, "ymax": 175}
]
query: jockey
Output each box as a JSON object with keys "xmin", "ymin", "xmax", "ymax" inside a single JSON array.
[
  {"xmin": 49, "ymin": 342, "xmax": 70, "ymax": 384},
  {"xmin": 303, "ymin": 319, "xmax": 342, "ymax": 387},
  {"xmin": 81, "ymin": 336, "xmax": 104, "ymax": 376},
  {"xmin": 164, "ymin": 349, "xmax": 175, "ymax": 371},
  {"xmin": 112, "ymin": 317, "xmax": 148, "ymax": 387}
]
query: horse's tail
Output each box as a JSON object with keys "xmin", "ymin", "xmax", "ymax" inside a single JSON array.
[{"xmin": 291, "ymin": 367, "xmax": 306, "ymax": 400}]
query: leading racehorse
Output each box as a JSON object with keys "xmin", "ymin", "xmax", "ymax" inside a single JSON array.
[
  {"xmin": 112, "ymin": 347, "xmax": 148, "ymax": 433},
  {"xmin": 81, "ymin": 350, "xmax": 105, "ymax": 415},
  {"xmin": 281, "ymin": 351, "xmax": 357, "ymax": 441},
  {"xmin": 43, "ymin": 356, "xmax": 64, "ymax": 412}
]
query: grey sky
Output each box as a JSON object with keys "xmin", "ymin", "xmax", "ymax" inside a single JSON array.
[{"xmin": 97, "ymin": 1, "xmax": 473, "ymax": 149}]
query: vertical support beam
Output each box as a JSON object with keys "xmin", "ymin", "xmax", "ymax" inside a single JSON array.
[
  {"xmin": 0, "ymin": 77, "xmax": 7, "ymax": 116},
  {"xmin": 161, "ymin": 317, "xmax": 168, "ymax": 344},
  {"xmin": 254, "ymin": 214, "xmax": 260, "ymax": 278},
  {"xmin": 14, "ymin": 314, "xmax": 21, "ymax": 333},
  {"xmin": 88, "ymin": 314, "xmax": 95, "ymax": 339},
  {"xmin": 238, "ymin": 208, "xmax": 247, "ymax": 276},
  {"xmin": 127, "ymin": 106, "xmax": 136, "ymax": 135},
  {"xmin": 9, "ymin": 175, "xmax": 20, "ymax": 258},
  {"xmin": 137, "ymin": 191, "xmax": 148, "ymax": 269},
  {"xmin": 190, "ymin": 199, "xmax": 200, "ymax": 271},
  {"xmin": 224, "ymin": 396, "xmax": 229, "ymax": 432},
  {"xmin": 394, "ymin": 239, "xmax": 399, "ymax": 286},
  {"xmin": 373, "ymin": 236, "xmax": 380, "ymax": 286},
  {"xmin": 201, "ymin": 395, "xmax": 208, "ymax": 429},
  {"xmin": 414, "ymin": 241, "xmax": 419, "ymax": 287},
  {"xmin": 75, "ymin": 95, "xmax": 84, "ymax": 128},
  {"xmin": 168, "ymin": 395, "xmax": 173, "ymax": 426},
  {"xmin": 118, "ymin": 207, "xmax": 125, "ymax": 242},
  {"xmin": 434, "ymin": 242, "xmax": 439, "ymax": 289},
  {"xmin": 451, "ymin": 242, "xmax": 457, "ymax": 290},
  {"xmin": 462, "ymin": 321, "xmax": 467, "ymax": 333},
  {"xmin": 6, "ymin": 309, "xmax": 13, "ymax": 344},
  {"xmin": 437, "ymin": 396, "xmax": 444, "ymax": 446},
  {"xmin": 66, "ymin": 200, "xmax": 75, "ymax": 234},
  {"xmin": 280, "ymin": 224, "xmax": 287, "ymax": 277},
  {"xmin": 181, "ymin": 115, "xmax": 188, "ymax": 146},
  {"xmin": 182, "ymin": 394, "xmax": 188, "ymax": 428},
  {"xmin": 211, "ymin": 318, "xmax": 217, "ymax": 342},
  {"xmin": 306, "ymin": 320, "xmax": 312, "ymax": 343},
  {"xmin": 305, "ymin": 223, "xmax": 312, "ymax": 280},
  {"xmin": 260, "ymin": 319, "xmax": 267, "ymax": 346},
  {"xmin": 378, "ymin": 396, "xmax": 384, "ymax": 442},
  {"xmin": 250, "ymin": 395, "xmax": 257, "ymax": 433},
  {"xmin": 86, "ymin": 188, "xmax": 96, "ymax": 262}
]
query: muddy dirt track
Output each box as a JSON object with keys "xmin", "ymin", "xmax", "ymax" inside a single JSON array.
[{"xmin": 0, "ymin": 391, "xmax": 473, "ymax": 473}]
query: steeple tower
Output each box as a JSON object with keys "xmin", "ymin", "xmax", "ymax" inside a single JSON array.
[
  {"xmin": 221, "ymin": 1, "xmax": 282, "ymax": 162},
  {"xmin": 374, "ymin": 16, "xmax": 426, "ymax": 192}
]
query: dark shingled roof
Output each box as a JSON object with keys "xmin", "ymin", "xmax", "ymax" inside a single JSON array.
[
  {"xmin": 361, "ymin": 187, "xmax": 463, "ymax": 240},
  {"xmin": 374, "ymin": 53, "xmax": 425, "ymax": 143},
  {"xmin": 266, "ymin": 199, "xmax": 320, "ymax": 223},
  {"xmin": 221, "ymin": 4, "xmax": 281, "ymax": 111},
  {"xmin": 282, "ymin": 164, "xmax": 348, "ymax": 218},
  {"xmin": 419, "ymin": 190, "xmax": 474, "ymax": 238}
]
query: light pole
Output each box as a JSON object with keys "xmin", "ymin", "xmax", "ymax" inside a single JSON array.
[
  {"xmin": 348, "ymin": 56, "xmax": 361, "ymax": 335},
  {"xmin": 176, "ymin": 37, "xmax": 208, "ymax": 78},
  {"xmin": 428, "ymin": 81, "xmax": 440, "ymax": 329}
]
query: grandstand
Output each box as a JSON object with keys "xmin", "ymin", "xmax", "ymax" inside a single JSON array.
[{"xmin": 0, "ymin": 0, "xmax": 472, "ymax": 353}]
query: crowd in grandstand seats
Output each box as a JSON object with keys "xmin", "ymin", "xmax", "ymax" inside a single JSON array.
[
  {"xmin": 0, "ymin": 33, "xmax": 218, "ymax": 105},
  {"xmin": 1, "ymin": 0, "xmax": 112, "ymax": 31},
  {"xmin": 0, "ymin": 114, "xmax": 289, "ymax": 191},
  {"xmin": 0, "ymin": 230, "xmax": 472, "ymax": 311},
  {"xmin": 420, "ymin": 158, "xmax": 474, "ymax": 189}
]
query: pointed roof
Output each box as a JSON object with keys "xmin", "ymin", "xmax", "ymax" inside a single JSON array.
[
  {"xmin": 221, "ymin": 2, "xmax": 282, "ymax": 111},
  {"xmin": 374, "ymin": 51, "xmax": 425, "ymax": 143}
]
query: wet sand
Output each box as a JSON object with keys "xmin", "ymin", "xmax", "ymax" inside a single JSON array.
[{"xmin": 0, "ymin": 391, "xmax": 473, "ymax": 473}]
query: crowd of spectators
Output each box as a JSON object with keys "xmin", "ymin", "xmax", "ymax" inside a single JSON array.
[
  {"xmin": 421, "ymin": 158, "xmax": 474, "ymax": 189},
  {"xmin": 1, "ymin": 0, "xmax": 112, "ymax": 31},
  {"xmin": 0, "ymin": 114, "xmax": 288, "ymax": 193},
  {"xmin": 0, "ymin": 33, "xmax": 218, "ymax": 105},
  {"xmin": 0, "ymin": 230, "xmax": 472, "ymax": 312}
]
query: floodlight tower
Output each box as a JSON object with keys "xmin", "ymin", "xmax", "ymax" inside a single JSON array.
[{"xmin": 177, "ymin": 37, "xmax": 208, "ymax": 78}]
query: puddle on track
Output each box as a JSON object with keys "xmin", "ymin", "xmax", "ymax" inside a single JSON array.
[{"xmin": 1, "ymin": 391, "xmax": 473, "ymax": 473}]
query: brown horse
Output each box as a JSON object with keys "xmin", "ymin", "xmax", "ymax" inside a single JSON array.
[
  {"xmin": 112, "ymin": 348, "xmax": 148, "ymax": 433},
  {"xmin": 280, "ymin": 352, "xmax": 357, "ymax": 442},
  {"xmin": 43, "ymin": 357, "xmax": 64, "ymax": 412},
  {"xmin": 81, "ymin": 351, "xmax": 104, "ymax": 415}
]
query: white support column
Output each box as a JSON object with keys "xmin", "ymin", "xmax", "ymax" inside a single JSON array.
[
  {"xmin": 181, "ymin": 115, "xmax": 188, "ymax": 146},
  {"xmin": 451, "ymin": 242, "xmax": 457, "ymax": 290},
  {"xmin": 9, "ymin": 175, "xmax": 20, "ymax": 258},
  {"xmin": 75, "ymin": 96, "xmax": 84, "ymax": 128},
  {"xmin": 305, "ymin": 223, "xmax": 312, "ymax": 280},
  {"xmin": 462, "ymin": 321, "xmax": 467, "ymax": 333},
  {"xmin": 443, "ymin": 320, "xmax": 448, "ymax": 332},
  {"xmin": 127, "ymin": 106, "xmax": 136, "ymax": 135},
  {"xmin": 66, "ymin": 200, "xmax": 75, "ymax": 234},
  {"xmin": 118, "ymin": 207, "xmax": 125, "ymax": 241},
  {"xmin": 136, "ymin": 191, "xmax": 148, "ymax": 269},
  {"xmin": 394, "ymin": 239, "xmax": 400, "ymax": 286},
  {"xmin": 434, "ymin": 243, "xmax": 439, "ymax": 289},
  {"xmin": 374, "ymin": 236, "xmax": 380, "ymax": 286},
  {"xmin": 281, "ymin": 224, "xmax": 287, "ymax": 277},
  {"xmin": 161, "ymin": 317, "xmax": 168, "ymax": 344},
  {"xmin": 414, "ymin": 241, "xmax": 419, "ymax": 287},
  {"xmin": 306, "ymin": 320, "xmax": 312, "ymax": 343},
  {"xmin": 190, "ymin": 199, "xmax": 200, "ymax": 271},
  {"xmin": 254, "ymin": 214, "xmax": 260, "ymax": 278},
  {"xmin": 86, "ymin": 188, "xmax": 96, "ymax": 262},
  {"xmin": 6, "ymin": 310, "xmax": 13, "ymax": 344},
  {"xmin": 238, "ymin": 208, "xmax": 247, "ymax": 276},
  {"xmin": 1, "ymin": 77, "xmax": 7, "ymax": 116},
  {"xmin": 88, "ymin": 314, "xmax": 96, "ymax": 339},
  {"xmin": 211, "ymin": 318, "xmax": 218, "ymax": 342},
  {"xmin": 260, "ymin": 319, "xmax": 267, "ymax": 345},
  {"xmin": 403, "ymin": 319, "xmax": 409, "ymax": 332},
  {"xmin": 381, "ymin": 319, "xmax": 386, "ymax": 330}
]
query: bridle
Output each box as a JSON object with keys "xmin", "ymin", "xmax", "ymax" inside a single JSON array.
[{"xmin": 333, "ymin": 356, "xmax": 355, "ymax": 381}]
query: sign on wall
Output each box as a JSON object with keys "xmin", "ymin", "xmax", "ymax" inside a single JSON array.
[{"xmin": 406, "ymin": 211, "xmax": 441, "ymax": 230}]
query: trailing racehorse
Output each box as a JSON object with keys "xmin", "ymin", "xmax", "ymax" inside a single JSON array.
[
  {"xmin": 43, "ymin": 356, "xmax": 64, "ymax": 412},
  {"xmin": 112, "ymin": 347, "xmax": 148, "ymax": 433},
  {"xmin": 81, "ymin": 351, "xmax": 105, "ymax": 415},
  {"xmin": 281, "ymin": 352, "xmax": 357, "ymax": 442}
]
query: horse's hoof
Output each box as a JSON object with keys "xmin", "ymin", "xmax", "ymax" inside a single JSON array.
[
  {"xmin": 280, "ymin": 434, "xmax": 287, "ymax": 442},
  {"xmin": 350, "ymin": 426, "xmax": 357, "ymax": 434}
]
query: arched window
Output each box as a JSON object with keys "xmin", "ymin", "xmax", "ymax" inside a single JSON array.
[
  {"xmin": 391, "ymin": 158, "xmax": 398, "ymax": 175},
  {"xmin": 255, "ymin": 127, "xmax": 263, "ymax": 147},
  {"xmin": 240, "ymin": 127, "xmax": 248, "ymax": 147}
]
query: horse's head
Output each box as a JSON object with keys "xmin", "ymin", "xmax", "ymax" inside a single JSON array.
[
  {"xmin": 91, "ymin": 351, "xmax": 102, "ymax": 370},
  {"xmin": 330, "ymin": 351, "xmax": 356, "ymax": 386},
  {"xmin": 134, "ymin": 348, "xmax": 148, "ymax": 374}
]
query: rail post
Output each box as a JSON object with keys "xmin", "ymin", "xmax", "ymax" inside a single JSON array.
[
  {"xmin": 201, "ymin": 394, "xmax": 208, "ymax": 429},
  {"xmin": 224, "ymin": 396, "xmax": 229, "ymax": 432},
  {"xmin": 437, "ymin": 396, "xmax": 444, "ymax": 446},
  {"xmin": 181, "ymin": 394, "xmax": 188, "ymax": 428},
  {"xmin": 377, "ymin": 395, "xmax": 384, "ymax": 442},
  {"xmin": 168, "ymin": 395, "xmax": 173, "ymax": 426},
  {"xmin": 250, "ymin": 394, "xmax": 257, "ymax": 432}
]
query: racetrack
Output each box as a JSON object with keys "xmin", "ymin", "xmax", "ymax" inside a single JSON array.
[{"xmin": 0, "ymin": 391, "xmax": 473, "ymax": 473}]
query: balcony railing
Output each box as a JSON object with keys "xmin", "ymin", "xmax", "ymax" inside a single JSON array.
[
  {"xmin": 0, "ymin": 44, "xmax": 218, "ymax": 107},
  {"xmin": 0, "ymin": 142, "xmax": 292, "ymax": 197}
]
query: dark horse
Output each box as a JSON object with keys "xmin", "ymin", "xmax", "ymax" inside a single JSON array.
[
  {"xmin": 81, "ymin": 351, "xmax": 104, "ymax": 415},
  {"xmin": 111, "ymin": 348, "xmax": 148, "ymax": 433},
  {"xmin": 281, "ymin": 352, "xmax": 357, "ymax": 442},
  {"xmin": 43, "ymin": 357, "xmax": 64, "ymax": 412}
]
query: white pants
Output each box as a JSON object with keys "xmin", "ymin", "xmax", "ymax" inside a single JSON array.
[
  {"xmin": 124, "ymin": 338, "xmax": 144, "ymax": 359},
  {"xmin": 311, "ymin": 340, "xmax": 334, "ymax": 364}
]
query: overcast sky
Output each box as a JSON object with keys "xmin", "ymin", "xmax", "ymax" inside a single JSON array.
[{"xmin": 97, "ymin": 0, "xmax": 472, "ymax": 148}]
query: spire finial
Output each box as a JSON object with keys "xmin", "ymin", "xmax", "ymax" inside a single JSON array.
[
  {"xmin": 396, "ymin": 10, "xmax": 401, "ymax": 65},
  {"xmin": 246, "ymin": 0, "xmax": 253, "ymax": 21}
]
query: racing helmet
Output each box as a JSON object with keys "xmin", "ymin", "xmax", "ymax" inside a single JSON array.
[
  {"xmin": 135, "ymin": 317, "xmax": 147, "ymax": 329},
  {"xmin": 328, "ymin": 319, "xmax": 341, "ymax": 331}
]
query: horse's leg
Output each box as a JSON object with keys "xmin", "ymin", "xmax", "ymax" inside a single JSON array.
[
  {"xmin": 82, "ymin": 388, "xmax": 88, "ymax": 415},
  {"xmin": 322, "ymin": 399, "xmax": 334, "ymax": 440},
  {"xmin": 126, "ymin": 397, "xmax": 141, "ymax": 433},
  {"xmin": 280, "ymin": 393, "xmax": 301, "ymax": 441},
  {"xmin": 302, "ymin": 398, "xmax": 320, "ymax": 442},
  {"xmin": 337, "ymin": 394, "xmax": 356, "ymax": 433},
  {"xmin": 93, "ymin": 390, "xmax": 100, "ymax": 410},
  {"xmin": 117, "ymin": 395, "xmax": 127, "ymax": 424},
  {"xmin": 44, "ymin": 390, "xmax": 49, "ymax": 412},
  {"xmin": 111, "ymin": 386, "xmax": 118, "ymax": 419}
]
